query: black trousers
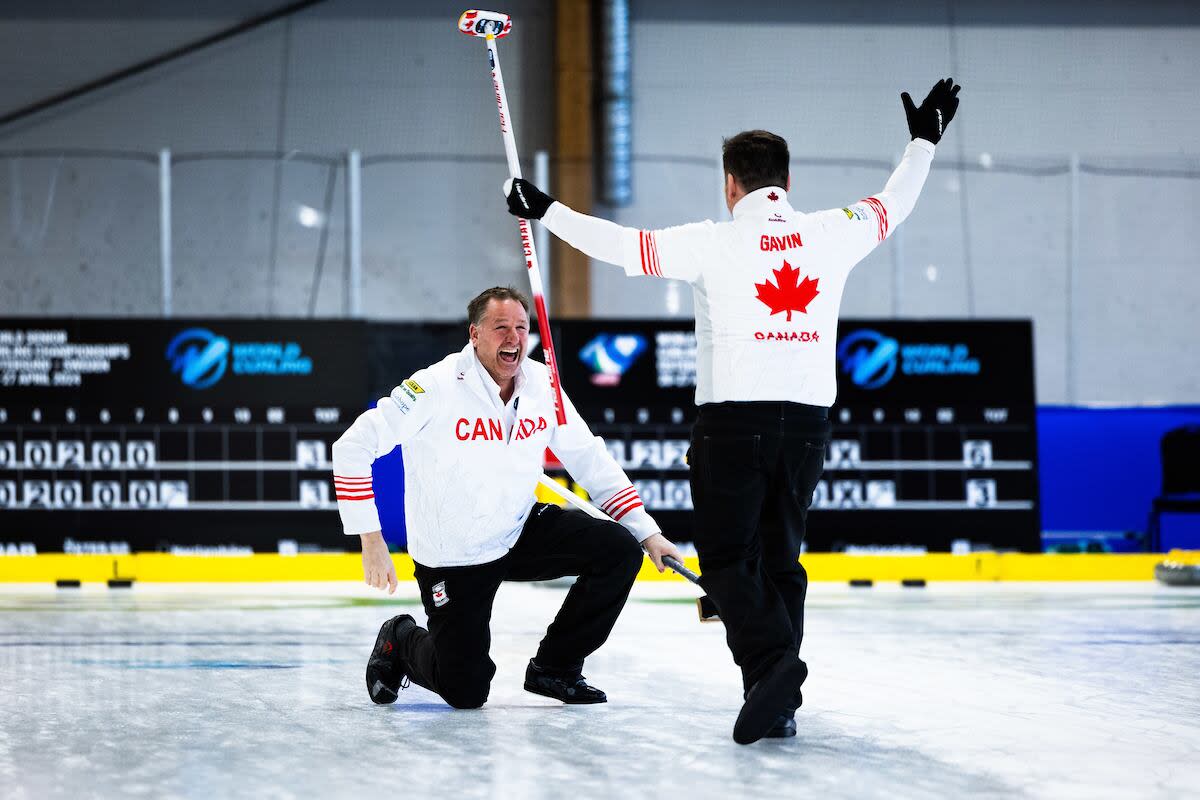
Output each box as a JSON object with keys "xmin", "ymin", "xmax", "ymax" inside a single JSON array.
[
  {"xmin": 398, "ymin": 504, "xmax": 644, "ymax": 709},
  {"xmin": 689, "ymin": 401, "xmax": 830, "ymax": 692}
]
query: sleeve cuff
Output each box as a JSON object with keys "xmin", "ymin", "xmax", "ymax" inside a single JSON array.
[
  {"xmin": 339, "ymin": 501, "xmax": 382, "ymax": 536},
  {"xmin": 617, "ymin": 505, "xmax": 660, "ymax": 543},
  {"xmin": 910, "ymin": 138, "xmax": 937, "ymax": 155},
  {"xmin": 541, "ymin": 201, "xmax": 567, "ymax": 229}
]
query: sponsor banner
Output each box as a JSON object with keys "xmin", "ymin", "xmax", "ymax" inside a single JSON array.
[{"xmin": 0, "ymin": 318, "xmax": 363, "ymax": 410}]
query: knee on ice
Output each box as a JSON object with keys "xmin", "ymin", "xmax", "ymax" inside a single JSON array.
[{"xmin": 442, "ymin": 682, "xmax": 490, "ymax": 710}]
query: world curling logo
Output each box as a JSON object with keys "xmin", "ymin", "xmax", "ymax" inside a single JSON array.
[
  {"xmin": 837, "ymin": 328, "xmax": 981, "ymax": 390},
  {"xmin": 579, "ymin": 334, "xmax": 648, "ymax": 386},
  {"xmin": 166, "ymin": 328, "xmax": 313, "ymax": 390},
  {"xmin": 166, "ymin": 328, "xmax": 230, "ymax": 389},
  {"xmin": 837, "ymin": 330, "xmax": 899, "ymax": 389}
]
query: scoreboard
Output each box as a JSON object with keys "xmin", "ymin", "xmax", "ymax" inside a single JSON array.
[
  {"xmin": 551, "ymin": 319, "xmax": 1040, "ymax": 553},
  {"xmin": 1, "ymin": 317, "xmax": 1039, "ymax": 554},
  {"xmin": 0, "ymin": 319, "xmax": 365, "ymax": 554}
]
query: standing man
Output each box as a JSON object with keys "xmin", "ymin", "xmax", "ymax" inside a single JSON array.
[
  {"xmin": 333, "ymin": 287, "xmax": 681, "ymax": 710},
  {"xmin": 503, "ymin": 80, "xmax": 961, "ymax": 743}
]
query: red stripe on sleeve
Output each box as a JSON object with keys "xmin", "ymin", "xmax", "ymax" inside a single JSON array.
[
  {"xmin": 336, "ymin": 493, "xmax": 375, "ymax": 501},
  {"xmin": 608, "ymin": 493, "xmax": 643, "ymax": 518},
  {"xmin": 604, "ymin": 486, "xmax": 637, "ymax": 503},
  {"xmin": 639, "ymin": 230, "xmax": 650, "ymax": 275},
  {"xmin": 602, "ymin": 487, "xmax": 637, "ymax": 513},
  {"xmin": 862, "ymin": 197, "xmax": 889, "ymax": 242},
  {"xmin": 611, "ymin": 500, "xmax": 644, "ymax": 521},
  {"xmin": 861, "ymin": 198, "xmax": 879, "ymax": 241}
]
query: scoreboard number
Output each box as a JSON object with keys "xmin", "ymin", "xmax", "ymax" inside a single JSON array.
[
  {"xmin": 628, "ymin": 440, "xmax": 689, "ymax": 471},
  {"xmin": 633, "ymin": 479, "xmax": 661, "ymax": 509},
  {"xmin": 963, "ymin": 440, "xmax": 994, "ymax": 468},
  {"xmin": 0, "ymin": 441, "xmax": 14, "ymax": 469},
  {"xmin": 25, "ymin": 441, "xmax": 53, "ymax": 469},
  {"xmin": 299, "ymin": 481, "xmax": 329, "ymax": 508},
  {"xmin": 23, "ymin": 480, "xmax": 51, "ymax": 508},
  {"xmin": 966, "ymin": 479, "xmax": 998, "ymax": 508},
  {"xmin": 159, "ymin": 481, "xmax": 189, "ymax": 508},
  {"xmin": 296, "ymin": 441, "xmax": 328, "ymax": 469},
  {"xmin": 57, "ymin": 440, "xmax": 85, "ymax": 468},
  {"xmin": 92, "ymin": 441, "xmax": 121, "ymax": 469},
  {"xmin": 92, "ymin": 481, "xmax": 121, "ymax": 509},
  {"xmin": 629, "ymin": 440, "xmax": 661, "ymax": 470},
  {"xmin": 0, "ymin": 480, "xmax": 15, "ymax": 508},
  {"xmin": 126, "ymin": 441, "xmax": 156, "ymax": 468},
  {"xmin": 660, "ymin": 479, "xmax": 692, "ymax": 511},
  {"xmin": 811, "ymin": 480, "xmax": 830, "ymax": 509},
  {"xmin": 866, "ymin": 480, "xmax": 897, "ymax": 508},
  {"xmin": 831, "ymin": 480, "xmax": 864, "ymax": 508},
  {"xmin": 128, "ymin": 480, "xmax": 158, "ymax": 508},
  {"xmin": 826, "ymin": 441, "xmax": 861, "ymax": 469},
  {"xmin": 53, "ymin": 481, "xmax": 83, "ymax": 509}
]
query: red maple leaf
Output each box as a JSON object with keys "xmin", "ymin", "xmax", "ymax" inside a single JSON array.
[
  {"xmin": 767, "ymin": 191, "xmax": 779, "ymax": 201},
  {"xmin": 754, "ymin": 261, "xmax": 819, "ymax": 321}
]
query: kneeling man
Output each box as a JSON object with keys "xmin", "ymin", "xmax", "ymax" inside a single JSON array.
[{"xmin": 333, "ymin": 286, "xmax": 681, "ymax": 709}]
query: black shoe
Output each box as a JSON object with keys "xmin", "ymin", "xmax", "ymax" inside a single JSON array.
[
  {"xmin": 764, "ymin": 687, "xmax": 803, "ymax": 737},
  {"xmin": 733, "ymin": 656, "xmax": 808, "ymax": 745},
  {"xmin": 365, "ymin": 614, "xmax": 416, "ymax": 705},
  {"xmin": 523, "ymin": 659, "xmax": 607, "ymax": 704},
  {"xmin": 764, "ymin": 713, "xmax": 797, "ymax": 738}
]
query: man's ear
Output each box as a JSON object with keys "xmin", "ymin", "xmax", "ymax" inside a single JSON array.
[
  {"xmin": 786, "ymin": 173, "xmax": 791, "ymax": 192},
  {"xmin": 725, "ymin": 173, "xmax": 737, "ymax": 200},
  {"xmin": 469, "ymin": 324, "xmax": 478, "ymax": 347}
]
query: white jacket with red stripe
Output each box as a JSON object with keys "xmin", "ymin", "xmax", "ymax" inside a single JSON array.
[
  {"xmin": 540, "ymin": 138, "xmax": 936, "ymax": 407},
  {"xmin": 331, "ymin": 343, "xmax": 660, "ymax": 567}
]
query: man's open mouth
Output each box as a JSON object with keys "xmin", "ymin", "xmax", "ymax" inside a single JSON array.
[{"xmin": 499, "ymin": 348, "xmax": 519, "ymax": 364}]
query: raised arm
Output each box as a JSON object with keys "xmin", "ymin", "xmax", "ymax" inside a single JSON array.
[
  {"xmin": 814, "ymin": 78, "xmax": 962, "ymax": 263},
  {"xmin": 503, "ymin": 178, "xmax": 710, "ymax": 283}
]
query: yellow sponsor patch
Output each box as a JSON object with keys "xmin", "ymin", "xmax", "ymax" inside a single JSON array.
[{"xmin": 403, "ymin": 379, "xmax": 425, "ymax": 394}]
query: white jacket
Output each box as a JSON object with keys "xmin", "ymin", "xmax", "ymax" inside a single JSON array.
[
  {"xmin": 540, "ymin": 138, "xmax": 936, "ymax": 407},
  {"xmin": 331, "ymin": 344, "xmax": 660, "ymax": 567}
]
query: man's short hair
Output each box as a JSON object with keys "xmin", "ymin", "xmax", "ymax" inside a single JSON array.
[
  {"xmin": 467, "ymin": 286, "xmax": 531, "ymax": 326},
  {"xmin": 722, "ymin": 130, "xmax": 790, "ymax": 194}
]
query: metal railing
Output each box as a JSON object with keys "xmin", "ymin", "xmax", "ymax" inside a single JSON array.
[{"xmin": 2, "ymin": 148, "xmax": 1198, "ymax": 403}]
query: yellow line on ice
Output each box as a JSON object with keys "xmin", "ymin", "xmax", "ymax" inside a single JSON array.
[{"xmin": 0, "ymin": 552, "xmax": 1186, "ymax": 584}]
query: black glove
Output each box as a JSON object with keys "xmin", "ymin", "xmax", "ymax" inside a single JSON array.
[
  {"xmin": 901, "ymin": 78, "xmax": 961, "ymax": 145},
  {"xmin": 504, "ymin": 177, "xmax": 555, "ymax": 220}
]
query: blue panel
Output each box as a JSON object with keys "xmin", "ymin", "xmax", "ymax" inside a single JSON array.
[
  {"xmin": 360, "ymin": 399, "xmax": 408, "ymax": 549},
  {"xmin": 1037, "ymin": 406, "xmax": 1200, "ymax": 536},
  {"xmin": 1159, "ymin": 513, "xmax": 1200, "ymax": 551}
]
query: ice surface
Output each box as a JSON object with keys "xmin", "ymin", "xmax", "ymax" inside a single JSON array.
[{"xmin": 1, "ymin": 581, "xmax": 1197, "ymax": 799}]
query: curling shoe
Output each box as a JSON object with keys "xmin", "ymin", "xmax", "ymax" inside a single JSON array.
[
  {"xmin": 764, "ymin": 714, "xmax": 798, "ymax": 738},
  {"xmin": 365, "ymin": 614, "xmax": 416, "ymax": 705},
  {"xmin": 764, "ymin": 689, "xmax": 803, "ymax": 739},
  {"xmin": 733, "ymin": 655, "xmax": 808, "ymax": 745},
  {"xmin": 523, "ymin": 659, "xmax": 607, "ymax": 704}
]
